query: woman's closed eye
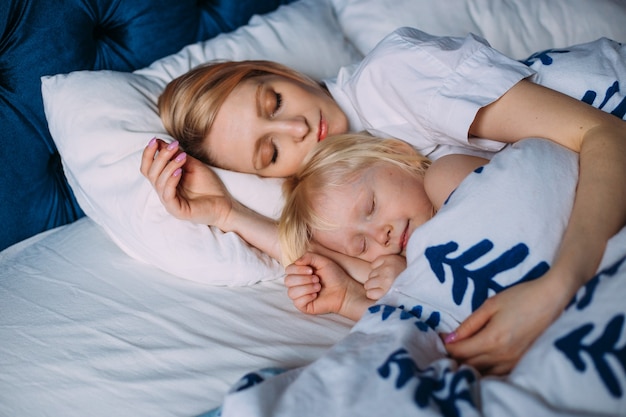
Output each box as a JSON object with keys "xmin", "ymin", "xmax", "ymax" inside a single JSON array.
[
  {"xmin": 259, "ymin": 138, "xmax": 279, "ymax": 168},
  {"xmin": 271, "ymin": 92, "xmax": 283, "ymax": 117},
  {"xmin": 270, "ymin": 141, "xmax": 278, "ymax": 164}
]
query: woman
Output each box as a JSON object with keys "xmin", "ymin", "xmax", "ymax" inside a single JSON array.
[{"xmin": 141, "ymin": 28, "xmax": 626, "ymax": 375}]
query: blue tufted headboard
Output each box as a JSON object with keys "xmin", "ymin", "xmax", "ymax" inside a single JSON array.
[{"xmin": 0, "ymin": 0, "xmax": 294, "ymax": 251}]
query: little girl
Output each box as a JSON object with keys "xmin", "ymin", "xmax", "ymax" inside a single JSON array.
[{"xmin": 279, "ymin": 132, "xmax": 486, "ymax": 321}]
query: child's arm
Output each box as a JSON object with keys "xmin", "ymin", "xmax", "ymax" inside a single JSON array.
[{"xmin": 284, "ymin": 252, "xmax": 373, "ymax": 321}]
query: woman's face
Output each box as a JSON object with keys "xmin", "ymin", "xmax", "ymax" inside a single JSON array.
[
  {"xmin": 311, "ymin": 164, "xmax": 434, "ymax": 263},
  {"xmin": 206, "ymin": 74, "xmax": 348, "ymax": 177}
]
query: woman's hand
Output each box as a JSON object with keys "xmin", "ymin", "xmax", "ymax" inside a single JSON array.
[
  {"xmin": 141, "ymin": 137, "xmax": 282, "ymax": 261},
  {"xmin": 285, "ymin": 252, "xmax": 372, "ymax": 321},
  {"xmin": 140, "ymin": 138, "xmax": 233, "ymax": 229},
  {"xmin": 365, "ymin": 254, "xmax": 406, "ymax": 300},
  {"xmin": 444, "ymin": 273, "xmax": 571, "ymax": 375}
]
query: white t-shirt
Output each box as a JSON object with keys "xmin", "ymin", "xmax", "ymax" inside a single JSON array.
[{"xmin": 324, "ymin": 27, "xmax": 535, "ymax": 160}]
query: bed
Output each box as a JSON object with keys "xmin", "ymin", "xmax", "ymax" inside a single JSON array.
[{"xmin": 1, "ymin": 0, "xmax": 626, "ymax": 416}]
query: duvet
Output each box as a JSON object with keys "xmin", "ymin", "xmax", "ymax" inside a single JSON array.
[{"xmin": 214, "ymin": 139, "xmax": 626, "ymax": 416}]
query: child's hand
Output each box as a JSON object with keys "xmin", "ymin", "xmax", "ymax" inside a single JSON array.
[
  {"xmin": 284, "ymin": 252, "xmax": 371, "ymax": 321},
  {"xmin": 364, "ymin": 254, "xmax": 407, "ymax": 300},
  {"xmin": 140, "ymin": 138, "xmax": 234, "ymax": 229}
]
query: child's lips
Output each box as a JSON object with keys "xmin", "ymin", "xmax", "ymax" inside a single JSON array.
[{"xmin": 400, "ymin": 222, "xmax": 410, "ymax": 252}]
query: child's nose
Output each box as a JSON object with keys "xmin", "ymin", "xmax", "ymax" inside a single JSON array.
[{"xmin": 374, "ymin": 226, "xmax": 391, "ymax": 247}]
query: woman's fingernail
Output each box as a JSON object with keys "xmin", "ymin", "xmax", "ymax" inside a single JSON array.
[
  {"xmin": 172, "ymin": 168, "xmax": 182, "ymax": 177},
  {"xmin": 167, "ymin": 140, "xmax": 179, "ymax": 151},
  {"xmin": 148, "ymin": 137, "xmax": 157, "ymax": 147},
  {"xmin": 444, "ymin": 332, "xmax": 457, "ymax": 344},
  {"xmin": 174, "ymin": 152, "xmax": 187, "ymax": 163}
]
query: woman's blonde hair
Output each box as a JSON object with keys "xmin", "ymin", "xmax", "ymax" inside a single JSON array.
[
  {"xmin": 158, "ymin": 60, "xmax": 325, "ymax": 167},
  {"xmin": 279, "ymin": 132, "xmax": 431, "ymax": 265}
]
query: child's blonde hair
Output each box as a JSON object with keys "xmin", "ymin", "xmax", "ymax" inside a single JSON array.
[{"xmin": 279, "ymin": 132, "xmax": 431, "ymax": 265}]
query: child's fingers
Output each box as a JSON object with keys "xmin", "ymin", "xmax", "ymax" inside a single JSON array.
[
  {"xmin": 284, "ymin": 273, "xmax": 319, "ymax": 288},
  {"xmin": 286, "ymin": 280, "xmax": 321, "ymax": 301},
  {"xmin": 285, "ymin": 263, "xmax": 313, "ymax": 276},
  {"xmin": 292, "ymin": 293, "xmax": 318, "ymax": 313},
  {"xmin": 363, "ymin": 276, "xmax": 378, "ymax": 290},
  {"xmin": 365, "ymin": 287, "xmax": 386, "ymax": 301},
  {"xmin": 293, "ymin": 251, "xmax": 331, "ymax": 269}
]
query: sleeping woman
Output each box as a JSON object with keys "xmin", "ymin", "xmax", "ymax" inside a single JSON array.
[{"xmin": 140, "ymin": 28, "xmax": 626, "ymax": 374}]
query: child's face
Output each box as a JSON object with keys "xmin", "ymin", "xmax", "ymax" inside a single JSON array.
[
  {"xmin": 311, "ymin": 163, "xmax": 434, "ymax": 263},
  {"xmin": 206, "ymin": 75, "xmax": 348, "ymax": 177}
]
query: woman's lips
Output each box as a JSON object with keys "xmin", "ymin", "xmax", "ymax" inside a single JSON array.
[{"xmin": 318, "ymin": 113, "xmax": 328, "ymax": 141}]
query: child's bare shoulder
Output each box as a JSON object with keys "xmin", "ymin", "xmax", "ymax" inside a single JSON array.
[{"xmin": 424, "ymin": 154, "xmax": 488, "ymax": 210}]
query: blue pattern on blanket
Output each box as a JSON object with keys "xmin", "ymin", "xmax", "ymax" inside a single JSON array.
[
  {"xmin": 582, "ymin": 81, "xmax": 626, "ymax": 118},
  {"xmin": 554, "ymin": 256, "xmax": 626, "ymax": 399},
  {"xmin": 522, "ymin": 48, "xmax": 571, "ymax": 66},
  {"xmin": 524, "ymin": 39, "xmax": 626, "ymax": 120},
  {"xmin": 569, "ymin": 256, "xmax": 626, "ymax": 311},
  {"xmin": 556, "ymin": 315, "xmax": 626, "ymax": 398},
  {"xmin": 425, "ymin": 240, "xmax": 549, "ymax": 311},
  {"xmin": 369, "ymin": 304, "xmax": 441, "ymax": 331},
  {"xmin": 378, "ymin": 348, "xmax": 477, "ymax": 417}
]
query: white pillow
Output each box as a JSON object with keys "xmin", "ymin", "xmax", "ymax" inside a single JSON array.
[
  {"xmin": 331, "ymin": 0, "xmax": 626, "ymax": 59},
  {"xmin": 41, "ymin": 0, "xmax": 362, "ymax": 286}
]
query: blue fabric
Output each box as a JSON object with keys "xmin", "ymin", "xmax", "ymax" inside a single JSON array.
[{"xmin": 0, "ymin": 0, "xmax": 294, "ymax": 250}]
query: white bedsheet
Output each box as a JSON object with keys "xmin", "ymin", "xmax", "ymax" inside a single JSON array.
[{"xmin": 0, "ymin": 218, "xmax": 351, "ymax": 417}]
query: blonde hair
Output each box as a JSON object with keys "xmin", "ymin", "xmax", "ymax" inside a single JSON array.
[
  {"xmin": 158, "ymin": 60, "xmax": 325, "ymax": 168},
  {"xmin": 279, "ymin": 132, "xmax": 431, "ymax": 265}
]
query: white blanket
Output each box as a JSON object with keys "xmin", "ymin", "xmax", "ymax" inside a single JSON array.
[{"xmin": 214, "ymin": 139, "xmax": 626, "ymax": 417}]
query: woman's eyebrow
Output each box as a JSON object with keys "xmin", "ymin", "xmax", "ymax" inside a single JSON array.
[
  {"xmin": 255, "ymin": 82, "xmax": 264, "ymax": 117},
  {"xmin": 252, "ymin": 83, "xmax": 265, "ymax": 170},
  {"xmin": 252, "ymin": 136, "xmax": 265, "ymax": 171}
]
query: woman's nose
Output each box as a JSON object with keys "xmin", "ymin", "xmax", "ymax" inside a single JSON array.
[{"xmin": 274, "ymin": 117, "xmax": 309, "ymax": 141}]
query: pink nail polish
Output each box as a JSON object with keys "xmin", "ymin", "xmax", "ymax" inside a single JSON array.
[
  {"xmin": 148, "ymin": 137, "xmax": 157, "ymax": 147},
  {"xmin": 172, "ymin": 168, "xmax": 182, "ymax": 177},
  {"xmin": 444, "ymin": 332, "xmax": 457, "ymax": 344},
  {"xmin": 174, "ymin": 152, "xmax": 187, "ymax": 162},
  {"xmin": 167, "ymin": 140, "xmax": 179, "ymax": 151}
]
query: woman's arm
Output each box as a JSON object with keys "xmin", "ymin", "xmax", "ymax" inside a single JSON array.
[
  {"xmin": 471, "ymin": 79, "xmax": 626, "ymax": 291},
  {"xmin": 446, "ymin": 80, "xmax": 626, "ymax": 375},
  {"xmin": 140, "ymin": 138, "xmax": 282, "ymax": 260},
  {"xmin": 140, "ymin": 138, "xmax": 386, "ymax": 271}
]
